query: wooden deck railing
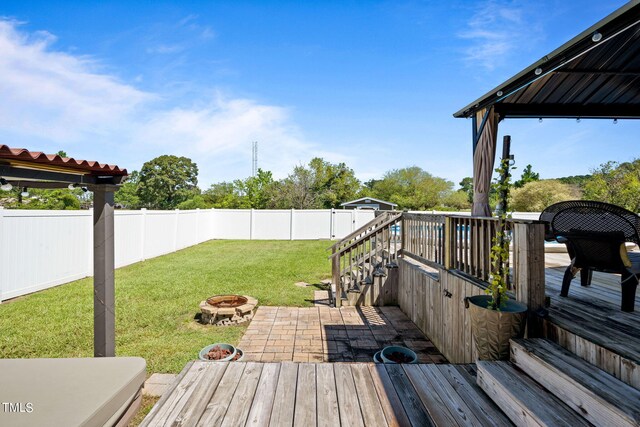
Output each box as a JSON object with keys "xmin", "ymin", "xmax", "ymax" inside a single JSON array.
[
  {"xmin": 329, "ymin": 211, "xmax": 545, "ymax": 327},
  {"xmin": 401, "ymin": 213, "xmax": 545, "ymax": 291},
  {"xmin": 401, "ymin": 213, "xmax": 446, "ymax": 267},
  {"xmin": 330, "ymin": 212, "xmax": 402, "ymax": 307},
  {"xmin": 444, "ymin": 215, "xmax": 502, "ymax": 286}
]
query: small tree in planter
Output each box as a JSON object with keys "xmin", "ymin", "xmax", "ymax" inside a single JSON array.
[
  {"xmin": 487, "ymin": 157, "xmax": 513, "ymax": 310},
  {"xmin": 466, "ymin": 144, "xmax": 528, "ymax": 360}
]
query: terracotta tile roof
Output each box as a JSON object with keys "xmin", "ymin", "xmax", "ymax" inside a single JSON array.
[{"xmin": 0, "ymin": 145, "xmax": 127, "ymax": 176}]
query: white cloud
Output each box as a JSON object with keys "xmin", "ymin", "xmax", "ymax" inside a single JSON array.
[
  {"xmin": 0, "ymin": 19, "xmax": 334, "ymax": 185},
  {"xmin": 0, "ymin": 19, "xmax": 151, "ymax": 142},
  {"xmin": 458, "ymin": 1, "xmax": 540, "ymax": 71}
]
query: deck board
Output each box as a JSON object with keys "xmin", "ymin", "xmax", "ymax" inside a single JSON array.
[
  {"xmin": 294, "ymin": 363, "xmax": 317, "ymax": 427},
  {"xmin": 143, "ymin": 361, "xmax": 513, "ymax": 426},
  {"xmin": 221, "ymin": 362, "xmax": 263, "ymax": 427},
  {"xmin": 197, "ymin": 362, "xmax": 245, "ymax": 427},
  {"xmin": 316, "ymin": 363, "xmax": 341, "ymax": 427},
  {"xmin": 544, "ymin": 260, "xmax": 640, "ymax": 364},
  {"xmin": 246, "ymin": 363, "xmax": 280, "ymax": 427},
  {"xmin": 269, "ymin": 362, "xmax": 298, "ymax": 427}
]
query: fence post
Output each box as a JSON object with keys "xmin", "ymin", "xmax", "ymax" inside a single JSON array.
[
  {"xmin": 140, "ymin": 208, "xmax": 147, "ymax": 261},
  {"xmin": 173, "ymin": 209, "xmax": 180, "ymax": 251},
  {"xmin": 195, "ymin": 208, "xmax": 200, "ymax": 243},
  {"xmin": 513, "ymin": 221, "xmax": 546, "ymax": 338},
  {"xmin": 214, "ymin": 208, "xmax": 218, "ymax": 240},
  {"xmin": 250, "ymin": 209, "xmax": 255, "ymax": 240},
  {"xmin": 290, "ymin": 209, "xmax": 295, "ymax": 240},
  {"xmin": 329, "ymin": 208, "xmax": 334, "ymax": 240}
]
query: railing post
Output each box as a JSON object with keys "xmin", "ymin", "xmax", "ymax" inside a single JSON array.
[
  {"xmin": 332, "ymin": 248, "xmax": 341, "ymax": 308},
  {"xmin": 513, "ymin": 221, "xmax": 546, "ymax": 338},
  {"xmin": 444, "ymin": 216, "xmax": 454, "ymax": 270}
]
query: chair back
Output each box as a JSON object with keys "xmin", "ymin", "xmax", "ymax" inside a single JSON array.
[{"xmin": 540, "ymin": 200, "xmax": 640, "ymax": 245}]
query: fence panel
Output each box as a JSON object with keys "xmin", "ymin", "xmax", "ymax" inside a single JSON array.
[
  {"xmin": 0, "ymin": 210, "xmax": 91, "ymax": 301},
  {"xmin": 115, "ymin": 211, "xmax": 144, "ymax": 267},
  {"xmin": 0, "ymin": 207, "xmax": 384, "ymax": 301},
  {"xmin": 176, "ymin": 210, "xmax": 199, "ymax": 250},
  {"xmin": 212, "ymin": 209, "xmax": 252, "ymax": 239},
  {"xmin": 293, "ymin": 210, "xmax": 332, "ymax": 239},
  {"xmin": 253, "ymin": 210, "xmax": 292, "ymax": 239}
]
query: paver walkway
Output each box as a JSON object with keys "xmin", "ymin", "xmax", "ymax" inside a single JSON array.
[{"xmin": 238, "ymin": 306, "xmax": 446, "ymax": 363}]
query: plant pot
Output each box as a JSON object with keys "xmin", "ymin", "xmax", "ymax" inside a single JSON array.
[
  {"xmin": 199, "ymin": 343, "xmax": 237, "ymax": 361},
  {"xmin": 380, "ymin": 346, "xmax": 418, "ymax": 364},
  {"xmin": 231, "ymin": 348, "xmax": 244, "ymax": 362},
  {"xmin": 466, "ymin": 295, "xmax": 527, "ymax": 361},
  {"xmin": 373, "ymin": 351, "xmax": 383, "ymax": 364}
]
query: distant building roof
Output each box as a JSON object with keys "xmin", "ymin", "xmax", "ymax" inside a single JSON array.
[{"xmin": 340, "ymin": 197, "xmax": 397, "ymax": 207}]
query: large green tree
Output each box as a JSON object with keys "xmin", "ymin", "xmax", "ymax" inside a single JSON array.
[
  {"xmin": 510, "ymin": 180, "xmax": 581, "ymax": 212},
  {"xmin": 514, "ymin": 164, "xmax": 540, "ymax": 188},
  {"xmin": 371, "ymin": 166, "xmax": 452, "ymax": 210},
  {"xmin": 203, "ymin": 182, "xmax": 242, "ymax": 208},
  {"xmin": 234, "ymin": 169, "xmax": 275, "ymax": 209},
  {"xmin": 583, "ymin": 159, "xmax": 640, "ymax": 212},
  {"xmin": 270, "ymin": 165, "xmax": 317, "ymax": 209},
  {"xmin": 268, "ymin": 158, "xmax": 360, "ymax": 209},
  {"xmin": 137, "ymin": 155, "xmax": 199, "ymax": 209},
  {"xmin": 115, "ymin": 170, "xmax": 141, "ymax": 209}
]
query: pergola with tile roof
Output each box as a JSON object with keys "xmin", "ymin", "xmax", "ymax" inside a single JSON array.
[
  {"xmin": 0, "ymin": 145, "xmax": 127, "ymax": 357},
  {"xmin": 454, "ymin": 1, "xmax": 640, "ymax": 216}
]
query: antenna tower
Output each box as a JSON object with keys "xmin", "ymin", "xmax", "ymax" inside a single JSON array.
[{"xmin": 252, "ymin": 141, "xmax": 258, "ymax": 177}]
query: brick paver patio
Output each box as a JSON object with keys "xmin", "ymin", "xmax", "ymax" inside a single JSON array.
[{"xmin": 238, "ymin": 305, "xmax": 446, "ymax": 363}]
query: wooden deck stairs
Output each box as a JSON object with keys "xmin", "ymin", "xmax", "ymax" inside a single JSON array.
[
  {"xmin": 478, "ymin": 338, "xmax": 640, "ymax": 427},
  {"xmin": 330, "ymin": 212, "xmax": 402, "ymax": 307}
]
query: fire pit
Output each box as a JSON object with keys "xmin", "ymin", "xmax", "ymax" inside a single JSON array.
[{"xmin": 199, "ymin": 295, "xmax": 258, "ymax": 326}]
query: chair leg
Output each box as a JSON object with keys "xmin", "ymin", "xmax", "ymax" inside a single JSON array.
[
  {"xmin": 561, "ymin": 266, "xmax": 575, "ymax": 297},
  {"xmin": 580, "ymin": 268, "xmax": 592, "ymax": 287},
  {"xmin": 620, "ymin": 272, "xmax": 638, "ymax": 312}
]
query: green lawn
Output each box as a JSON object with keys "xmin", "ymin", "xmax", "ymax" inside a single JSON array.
[{"xmin": 0, "ymin": 240, "xmax": 330, "ymax": 373}]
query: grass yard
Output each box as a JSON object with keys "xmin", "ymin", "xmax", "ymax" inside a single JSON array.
[{"xmin": 0, "ymin": 240, "xmax": 330, "ymax": 374}]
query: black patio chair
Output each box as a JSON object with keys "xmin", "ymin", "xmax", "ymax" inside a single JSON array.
[{"xmin": 539, "ymin": 200, "xmax": 640, "ymax": 312}]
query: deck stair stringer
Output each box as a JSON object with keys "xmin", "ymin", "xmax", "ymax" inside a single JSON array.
[{"xmin": 510, "ymin": 338, "xmax": 640, "ymax": 427}]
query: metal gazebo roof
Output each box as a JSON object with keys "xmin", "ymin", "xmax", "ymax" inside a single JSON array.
[
  {"xmin": 0, "ymin": 144, "xmax": 126, "ymax": 358},
  {"xmin": 0, "ymin": 144, "xmax": 127, "ymax": 188},
  {"xmin": 454, "ymin": 1, "xmax": 640, "ymax": 120}
]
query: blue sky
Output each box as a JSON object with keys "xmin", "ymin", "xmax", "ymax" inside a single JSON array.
[{"xmin": 0, "ymin": 0, "xmax": 637, "ymax": 188}]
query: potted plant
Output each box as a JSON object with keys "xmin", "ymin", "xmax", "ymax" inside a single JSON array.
[
  {"xmin": 466, "ymin": 155, "xmax": 528, "ymax": 360},
  {"xmin": 199, "ymin": 343, "xmax": 237, "ymax": 361}
]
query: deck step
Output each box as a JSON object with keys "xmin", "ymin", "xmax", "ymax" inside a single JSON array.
[
  {"xmin": 510, "ymin": 338, "xmax": 640, "ymax": 427},
  {"xmin": 477, "ymin": 361, "xmax": 591, "ymax": 427}
]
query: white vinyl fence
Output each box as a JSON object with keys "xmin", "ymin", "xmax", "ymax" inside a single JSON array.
[{"xmin": 0, "ymin": 208, "xmax": 375, "ymax": 302}]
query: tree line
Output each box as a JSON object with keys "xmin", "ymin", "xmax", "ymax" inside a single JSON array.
[
  {"xmin": 1, "ymin": 153, "xmax": 638, "ymax": 213},
  {"xmin": 114, "ymin": 155, "xmax": 470, "ymax": 211}
]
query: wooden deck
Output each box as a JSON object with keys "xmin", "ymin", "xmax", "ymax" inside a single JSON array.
[
  {"xmin": 141, "ymin": 361, "xmax": 512, "ymax": 427},
  {"xmin": 543, "ymin": 252, "xmax": 640, "ymax": 387}
]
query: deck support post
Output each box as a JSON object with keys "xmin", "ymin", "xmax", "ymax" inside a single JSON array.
[
  {"xmin": 93, "ymin": 185, "xmax": 116, "ymax": 357},
  {"xmin": 513, "ymin": 222, "xmax": 546, "ymax": 338}
]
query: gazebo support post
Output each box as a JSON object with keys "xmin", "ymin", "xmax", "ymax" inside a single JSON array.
[
  {"xmin": 471, "ymin": 106, "xmax": 500, "ymax": 217},
  {"xmin": 93, "ymin": 185, "xmax": 116, "ymax": 357}
]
